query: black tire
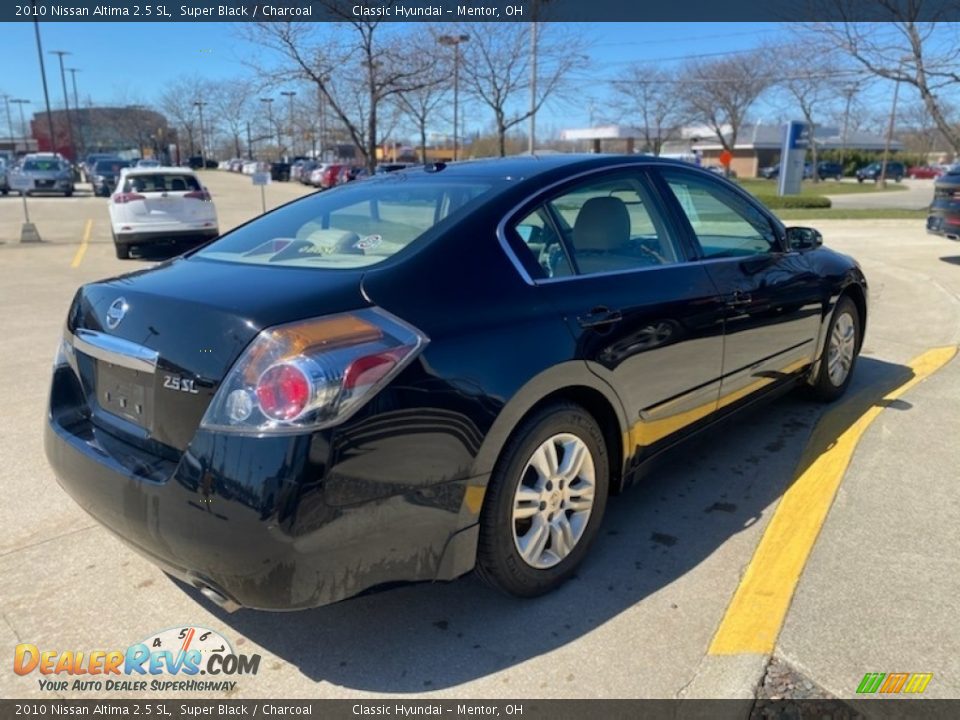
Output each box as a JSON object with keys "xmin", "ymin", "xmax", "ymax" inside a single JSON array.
[
  {"xmin": 808, "ymin": 296, "xmax": 860, "ymax": 402},
  {"xmin": 476, "ymin": 402, "xmax": 609, "ymax": 598},
  {"xmin": 895, "ymin": 175, "xmax": 903, "ymax": 183},
  {"xmin": 65, "ymin": 190, "xmax": 73, "ymax": 197},
  {"xmin": 114, "ymin": 242, "xmax": 130, "ymax": 260},
  {"xmin": 857, "ymin": 177, "xmax": 864, "ymax": 183}
]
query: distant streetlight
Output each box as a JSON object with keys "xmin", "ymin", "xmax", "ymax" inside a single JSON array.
[
  {"xmin": 260, "ymin": 97, "xmax": 276, "ymax": 159},
  {"xmin": 438, "ymin": 33, "xmax": 469, "ymax": 161},
  {"xmin": 194, "ymin": 100, "xmax": 207, "ymax": 167},
  {"xmin": 49, "ymin": 50, "xmax": 76, "ymax": 161},
  {"xmin": 879, "ymin": 57, "xmax": 912, "ymax": 189},
  {"xmin": 32, "ymin": 18, "xmax": 56, "ymax": 154},
  {"xmin": 11, "ymin": 99, "xmax": 31, "ymax": 148},
  {"xmin": 2, "ymin": 95, "xmax": 13, "ymax": 143},
  {"xmin": 66, "ymin": 68, "xmax": 83, "ymax": 157},
  {"xmin": 281, "ymin": 90, "xmax": 296, "ymax": 158},
  {"xmin": 838, "ymin": 84, "xmax": 857, "ymax": 175}
]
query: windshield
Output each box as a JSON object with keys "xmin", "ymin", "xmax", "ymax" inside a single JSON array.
[
  {"xmin": 23, "ymin": 160, "xmax": 66, "ymax": 172},
  {"xmin": 198, "ymin": 176, "xmax": 495, "ymax": 270}
]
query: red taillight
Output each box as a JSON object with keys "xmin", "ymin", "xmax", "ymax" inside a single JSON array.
[
  {"xmin": 256, "ymin": 363, "xmax": 311, "ymax": 421},
  {"xmin": 184, "ymin": 190, "xmax": 212, "ymax": 201},
  {"xmin": 113, "ymin": 192, "xmax": 145, "ymax": 204},
  {"xmin": 343, "ymin": 347, "xmax": 411, "ymax": 390}
]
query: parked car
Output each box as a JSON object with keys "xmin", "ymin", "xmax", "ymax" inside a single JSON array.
[
  {"xmin": 299, "ymin": 160, "xmax": 320, "ymax": 184},
  {"xmin": 83, "ymin": 153, "xmax": 121, "ymax": 181},
  {"xmin": 317, "ymin": 163, "xmax": 350, "ymax": 189},
  {"xmin": 856, "ymin": 161, "xmax": 905, "ymax": 182},
  {"xmin": 348, "ymin": 166, "xmax": 371, "ymax": 182},
  {"xmin": 45, "ymin": 155, "xmax": 867, "ymax": 611},
  {"xmin": 135, "ymin": 158, "xmax": 161, "ymax": 168},
  {"xmin": 758, "ymin": 165, "xmax": 779, "ymax": 180},
  {"xmin": 186, "ymin": 156, "xmax": 218, "ymax": 170},
  {"xmin": 815, "ymin": 162, "xmax": 844, "ymax": 180},
  {"xmin": 107, "ymin": 167, "xmax": 218, "ymax": 259},
  {"xmin": 242, "ymin": 160, "xmax": 259, "ymax": 175},
  {"xmin": 14, "ymin": 154, "xmax": 75, "ymax": 196},
  {"xmin": 308, "ymin": 164, "xmax": 329, "ymax": 187},
  {"xmin": 270, "ymin": 162, "xmax": 291, "ymax": 182},
  {"xmin": 375, "ymin": 162, "xmax": 416, "ymax": 174},
  {"xmin": 0, "ymin": 158, "xmax": 9, "ymax": 195},
  {"xmin": 91, "ymin": 159, "xmax": 131, "ymax": 197},
  {"xmin": 907, "ymin": 164, "xmax": 945, "ymax": 180},
  {"xmin": 926, "ymin": 165, "xmax": 960, "ymax": 239}
]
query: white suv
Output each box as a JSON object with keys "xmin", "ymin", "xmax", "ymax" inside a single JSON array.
[{"xmin": 108, "ymin": 167, "xmax": 218, "ymax": 259}]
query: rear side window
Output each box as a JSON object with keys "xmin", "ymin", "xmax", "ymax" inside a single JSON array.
[
  {"xmin": 124, "ymin": 174, "xmax": 201, "ymax": 193},
  {"xmin": 509, "ymin": 170, "xmax": 682, "ymax": 279},
  {"xmin": 198, "ymin": 177, "xmax": 494, "ymax": 269}
]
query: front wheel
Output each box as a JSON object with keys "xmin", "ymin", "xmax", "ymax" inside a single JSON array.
[
  {"xmin": 809, "ymin": 296, "xmax": 860, "ymax": 402},
  {"xmin": 476, "ymin": 402, "xmax": 609, "ymax": 598}
]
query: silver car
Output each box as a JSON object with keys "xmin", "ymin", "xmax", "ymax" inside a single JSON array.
[{"xmin": 13, "ymin": 155, "xmax": 75, "ymax": 197}]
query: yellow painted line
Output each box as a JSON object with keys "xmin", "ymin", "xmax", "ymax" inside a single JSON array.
[
  {"xmin": 709, "ymin": 346, "xmax": 957, "ymax": 655},
  {"xmin": 71, "ymin": 219, "xmax": 93, "ymax": 268}
]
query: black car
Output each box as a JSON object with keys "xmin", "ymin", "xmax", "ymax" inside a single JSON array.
[
  {"xmin": 270, "ymin": 162, "xmax": 291, "ymax": 182},
  {"xmin": 816, "ymin": 162, "xmax": 844, "ymax": 180},
  {"xmin": 856, "ymin": 161, "xmax": 905, "ymax": 183},
  {"xmin": 45, "ymin": 155, "xmax": 867, "ymax": 611},
  {"xmin": 90, "ymin": 159, "xmax": 131, "ymax": 197},
  {"xmin": 926, "ymin": 165, "xmax": 960, "ymax": 239}
]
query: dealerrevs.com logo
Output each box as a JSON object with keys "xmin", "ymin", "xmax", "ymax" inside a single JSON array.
[{"xmin": 14, "ymin": 626, "xmax": 261, "ymax": 693}]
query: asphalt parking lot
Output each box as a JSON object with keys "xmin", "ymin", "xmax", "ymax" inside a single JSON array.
[{"xmin": 1, "ymin": 171, "xmax": 957, "ymax": 703}]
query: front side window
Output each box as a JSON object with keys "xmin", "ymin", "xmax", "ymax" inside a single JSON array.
[
  {"xmin": 198, "ymin": 176, "xmax": 494, "ymax": 269},
  {"xmin": 661, "ymin": 170, "xmax": 779, "ymax": 259},
  {"xmin": 509, "ymin": 171, "xmax": 681, "ymax": 279}
]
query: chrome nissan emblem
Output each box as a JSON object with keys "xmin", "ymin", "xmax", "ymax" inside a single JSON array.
[{"xmin": 105, "ymin": 297, "xmax": 129, "ymax": 330}]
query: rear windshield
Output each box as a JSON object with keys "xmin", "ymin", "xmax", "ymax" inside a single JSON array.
[
  {"xmin": 95, "ymin": 160, "xmax": 130, "ymax": 173},
  {"xmin": 198, "ymin": 175, "xmax": 495, "ymax": 269},
  {"xmin": 123, "ymin": 173, "xmax": 201, "ymax": 193},
  {"xmin": 23, "ymin": 159, "xmax": 66, "ymax": 172}
]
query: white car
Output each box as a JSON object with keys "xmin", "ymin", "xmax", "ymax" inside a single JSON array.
[{"xmin": 108, "ymin": 167, "xmax": 218, "ymax": 259}]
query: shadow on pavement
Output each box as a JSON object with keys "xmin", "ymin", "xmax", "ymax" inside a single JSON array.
[
  {"xmin": 939, "ymin": 255, "xmax": 960, "ymax": 266},
  {"xmin": 178, "ymin": 355, "xmax": 914, "ymax": 692}
]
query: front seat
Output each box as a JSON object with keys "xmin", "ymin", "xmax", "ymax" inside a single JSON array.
[{"xmin": 571, "ymin": 196, "xmax": 635, "ymax": 275}]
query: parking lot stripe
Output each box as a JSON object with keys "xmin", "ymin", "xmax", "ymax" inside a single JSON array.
[
  {"xmin": 71, "ymin": 219, "xmax": 93, "ymax": 268},
  {"xmin": 708, "ymin": 346, "xmax": 958, "ymax": 656}
]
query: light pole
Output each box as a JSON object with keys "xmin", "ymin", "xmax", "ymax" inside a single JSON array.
[
  {"xmin": 66, "ymin": 68, "xmax": 83, "ymax": 157},
  {"xmin": 281, "ymin": 90, "xmax": 296, "ymax": 159},
  {"xmin": 193, "ymin": 100, "xmax": 207, "ymax": 168},
  {"xmin": 838, "ymin": 84, "xmax": 857, "ymax": 177},
  {"xmin": 879, "ymin": 57, "xmax": 911, "ymax": 189},
  {"xmin": 438, "ymin": 34, "xmax": 469, "ymax": 161},
  {"xmin": 11, "ymin": 99, "xmax": 30, "ymax": 151},
  {"xmin": 260, "ymin": 97, "xmax": 276, "ymax": 160},
  {"xmin": 529, "ymin": 21, "xmax": 538, "ymax": 154},
  {"xmin": 49, "ymin": 50, "xmax": 76, "ymax": 161},
  {"xmin": 32, "ymin": 16, "xmax": 57, "ymax": 154},
  {"xmin": 2, "ymin": 95, "xmax": 13, "ymax": 144}
]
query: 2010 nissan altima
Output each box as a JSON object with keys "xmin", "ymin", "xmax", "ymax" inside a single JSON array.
[{"xmin": 45, "ymin": 155, "xmax": 867, "ymax": 611}]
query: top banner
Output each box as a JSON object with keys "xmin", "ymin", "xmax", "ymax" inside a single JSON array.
[{"xmin": 6, "ymin": 0, "xmax": 960, "ymax": 22}]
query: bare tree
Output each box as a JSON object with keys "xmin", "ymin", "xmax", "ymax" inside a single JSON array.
[
  {"xmin": 393, "ymin": 36, "xmax": 450, "ymax": 163},
  {"xmin": 158, "ymin": 76, "xmax": 208, "ymax": 158},
  {"xmin": 459, "ymin": 23, "xmax": 582, "ymax": 157},
  {"xmin": 609, "ymin": 66, "xmax": 687, "ymax": 156},
  {"xmin": 678, "ymin": 50, "xmax": 773, "ymax": 153},
  {"xmin": 210, "ymin": 79, "xmax": 256, "ymax": 159},
  {"xmin": 810, "ymin": 13, "xmax": 960, "ymax": 153},
  {"xmin": 774, "ymin": 43, "xmax": 853, "ymax": 180},
  {"xmin": 245, "ymin": 16, "xmax": 439, "ymax": 171}
]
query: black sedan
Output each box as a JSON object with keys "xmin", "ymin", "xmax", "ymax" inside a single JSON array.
[
  {"xmin": 45, "ymin": 155, "xmax": 867, "ymax": 611},
  {"xmin": 91, "ymin": 159, "xmax": 131, "ymax": 197},
  {"xmin": 927, "ymin": 165, "xmax": 960, "ymax": 239}
]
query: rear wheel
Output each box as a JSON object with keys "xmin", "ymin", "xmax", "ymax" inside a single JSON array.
[
  {"xmin": 476, "ymin": 402, "xmax": 609, "ymax": 598},
  {"xmin": 809, "ymin": 296, "xmax": 860, "ymax": 402},
  {"xmin": 113, "ymin": 233, "xmax": 130, "ymax": 259}
]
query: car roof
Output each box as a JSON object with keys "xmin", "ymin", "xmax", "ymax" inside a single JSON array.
[
  {"xmin": 122, "ymin": 166, "xmax": 197, "ymax": 176},
  {"xmin": 390, "ymin": 153, "xmax": 696, "ymax": 181}
]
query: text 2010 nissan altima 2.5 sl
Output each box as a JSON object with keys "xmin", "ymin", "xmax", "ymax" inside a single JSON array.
[{"xmin": 45, "ymin": 155, "xmax": 867, "ymax": 611}]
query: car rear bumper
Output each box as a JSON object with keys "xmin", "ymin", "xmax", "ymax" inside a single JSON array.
[
  {"xmin": 114, "ymin": 228, "xmax": 219, "ymax": 246},
  {"xmin": 927, "ymin": 213, "xmax": 960, "ymax": 238},
  {"xmin": 44, "ymin": 364, "xmax": 481, "ymax": 610}
]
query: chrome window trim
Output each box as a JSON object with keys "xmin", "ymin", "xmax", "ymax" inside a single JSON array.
[
  {"xmin": 72, "ymin": 329, "xmax": 159, "ymax": 374},
  {"xmin": 496, "ymin": 160, "xmax": 735, "ymax": 287}
]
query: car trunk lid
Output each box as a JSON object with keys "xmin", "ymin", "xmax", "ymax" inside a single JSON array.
[{"xmin": 66, "ymin": 256, "xmax": 368, "ymax": 452}]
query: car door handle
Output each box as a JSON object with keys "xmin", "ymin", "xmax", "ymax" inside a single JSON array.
[
  {"xmin": 577, "ymin": 307, "xmax": 623, "ymax": 328},
  {"xmin": 726, "ymin": 290, "xmax": 753, "ymax": 308}
]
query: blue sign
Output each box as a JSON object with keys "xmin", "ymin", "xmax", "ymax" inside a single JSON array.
[{"xmin": 777, "ymin": 121, "xmax": 810, "ymax": 196}]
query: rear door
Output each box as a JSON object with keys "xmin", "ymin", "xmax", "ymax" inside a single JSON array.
[
  {"xmin": 504, "ymin": 167, "xmax": 726, "ymax": 458},
  {"xmin": 654, "ymin": 167, "xmax": 823, "ymax": 409}
]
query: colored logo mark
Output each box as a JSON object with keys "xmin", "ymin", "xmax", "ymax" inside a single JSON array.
[{"xmin": 857, "ymin": 672, "xmax": 933, "ymax": 694}]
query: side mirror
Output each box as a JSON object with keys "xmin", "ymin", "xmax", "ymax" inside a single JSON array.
[{"xmin": 786, "ymin": 226, "xmax": 823, "ymax": 250}]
